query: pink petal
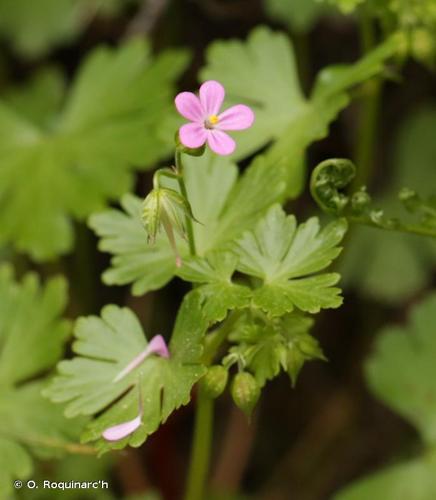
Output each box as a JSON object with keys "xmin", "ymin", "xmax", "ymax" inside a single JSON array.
[
  {"xmin": 102, "ymin": 414, "xmax": 142, "ymax": 441},
  {"xmin": 179, "ymin": 123, "xmax": 207, "ymax": 149},
  {"xmin": 113, "ymin": 335, "xmax": 170, "ymax": 382},
  {"xmin": 207, "ymin": 130, "xmax": 236, "ymax": 156},
  {"xmin": 147, "ymin": 335, "xmax": 170, "ymax": 358},
  {"xmin": 113, "ymin": 347, "xmax": 149, "ymax": 383},
  {"xmin": 199, "ymin": 81, "xmax": 225, "ymax": 116},
  {"xmin": 175, "ymin": 92, "xmax": 204, "ymax": 122},
  {"xmin": 218, "ymin": 104, "xmax": 255, "ymax": 131}
]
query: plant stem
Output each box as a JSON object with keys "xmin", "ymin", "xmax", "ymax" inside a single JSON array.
[
  {"xmin": 349, "ymin": 216, "xmax": 436, "ymax": 239},
  {"xmin": 9, "ymin": 431, "xmax": 97, "ymax": 455},
  {"xmin": 175, "ymin": 149, "xmax": 197, "ymax": 256},
  {"xmin": 202, "ymin": 311, "xmax": 242, "ymax": 365},
  {"xmin": 184, "ymin": 312, "xmax": 241, "ymax": 500},
  {"xmin": 353, "ymin": 80, "xmax": 382, "ymax": 188},
  {"xmin": 353, "ymin": 8, "xmax": 382, "ymax": 189},
  {"xmin": 184, "ymin": 388, "xmax": 214, "ymax": 500}
]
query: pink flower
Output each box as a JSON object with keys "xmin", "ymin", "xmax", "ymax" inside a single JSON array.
[{"xmin": 175, "ymin": 80, "xmax": 255, "ymax": 156}]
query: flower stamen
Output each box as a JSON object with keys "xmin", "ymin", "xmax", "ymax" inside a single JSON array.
[{"xmin": 205, "ymin": 114, "xmax": 219, "ymax": 129}]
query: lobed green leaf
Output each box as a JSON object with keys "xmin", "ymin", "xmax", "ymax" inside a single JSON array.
[
  {"xmin": 235, "ymin": 204, "xmax": 347, "ymax": 316},
  {"xmin": 0, "ymin": 39, "xmax": 189, "ymax": 260},
  {"xmin": 44, "ymin": 293, "xmax": 208, "ymax": 454},
  {"xmin": 0, "ymin": 264, "xmax": 84, "ymax": 496}
]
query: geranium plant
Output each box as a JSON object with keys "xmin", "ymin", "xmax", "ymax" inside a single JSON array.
[{"xmin": 1, "ymin": 1, "xmax": 436, "ymax": 499}]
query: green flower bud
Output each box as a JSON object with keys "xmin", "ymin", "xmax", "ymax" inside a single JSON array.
[
  {"xmin": 201, "ymin": 365, "xmax": 228, "ymax": 399},
  {"xmin": 351, "ymin": 188, "xmax": 371, "ymax": 215},
  {"xmin": 399, "ymin": 188, "xmax": 420, "ymax": 213},
  {"xmin": 142, "ymin": 187, "xmax": 196, "ymax": 267},
  {"xmin": 142, "ymin": 189, "xmax": 161, "ymax": 244},
  {"xmin": 231, "ymin": 372, "xmax": 260, "ymax": 416}
]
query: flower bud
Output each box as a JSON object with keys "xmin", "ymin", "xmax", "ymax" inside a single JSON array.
[
  {"xmin": 142, "ymin": 187, "xmax": 196, "ymax": 267},
  {"xmin": 142, "ymin": 189, "xmax": 161, "ymax": 244},
  {"xmin": 351, "ymin": 188, "xmax": 371, "ymax": 215},
  {"xmin": 231, "ymin": 372, "xmax": 260, "ymax": 416},
  {"xmin": 201, "ymin": 365, "xmax": 228, "ymax": 399},
  {"xmin": 399, "ymin": 188, "xmax": 420, "ymax": 213}
]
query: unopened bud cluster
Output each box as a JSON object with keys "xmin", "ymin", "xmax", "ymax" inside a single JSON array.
[{"xmin": 142, "ymin": 171, "xmax": 197, "ymax": 267}]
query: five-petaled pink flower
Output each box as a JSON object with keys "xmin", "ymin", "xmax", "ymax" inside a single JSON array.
[{"xmin": 175, "ymin": 80, "xmax": 255, "ymax": 156}]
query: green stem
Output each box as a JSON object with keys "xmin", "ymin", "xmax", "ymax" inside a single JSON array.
[
  {"xmin": 153, "ymin": 168, "xmax": 179, "ymax": 189},
  {"xmin": 353, "ymin": 80, "xmax": 382, "ymax": 188},
  {"xmin": 358, "ymin": 5, "xmax": 375, "ymax": 54},
  {"xmin": 175, "ymin": 149, "xmax": 196, "ymax": 256},
  {"xmin": 349, "ymin": 216, "xmax": 436, "ymax": 239},
  {"xmin": 353, "ymin": 8, "xmax": 382, "ymax": 189},
  {"xmin": 184, "ymin": 311, "xmax": 240, "ymax": 500},
  {"xmin": 8, "ymin": 430, "xmax": 96, "ymax": 455},
  {"xmin": 202, "ymin": 311, "xmax": 242, "ymax": 365},
  {"xmin": 184, "ymin": 389, "xmax": 214, "ymax": 500}
]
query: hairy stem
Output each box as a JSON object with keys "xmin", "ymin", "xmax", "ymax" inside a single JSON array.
[{"xmin": 175, "ymin": 150, "xmax": 197, "ymax": 256}]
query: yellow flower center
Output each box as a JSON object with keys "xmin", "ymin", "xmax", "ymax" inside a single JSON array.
[
  {"xmin": 205, "ymin": 114, "xmax": 219, "ymax": 129},
  {"xmin": 209, "ymin": 114, "xmax": 219, "ymax": 124}
]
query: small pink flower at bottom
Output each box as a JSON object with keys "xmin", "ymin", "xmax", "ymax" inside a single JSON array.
[{"xmin": 175, "ymin": 80, "xmax": 255, "ymax": 156}]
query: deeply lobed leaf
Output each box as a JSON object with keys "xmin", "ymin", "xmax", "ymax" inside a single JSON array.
[
  {"xmin": 235, "ymin": 204, "xmax": 347, "ymax": 316},
  {"xmin": 0, "ymin": 39, "xmax": 189, "ymax": 260},
  {"xmin": 44, "ymin": 294, "xmax": 208, "ymax": 454},
  {"xmin": 0, "ymin": 265, "xmax": 83, "ymax": 496},
  {"xmin": 177, "ymin": 251, "xmax": 252, "ymax": 324}
]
